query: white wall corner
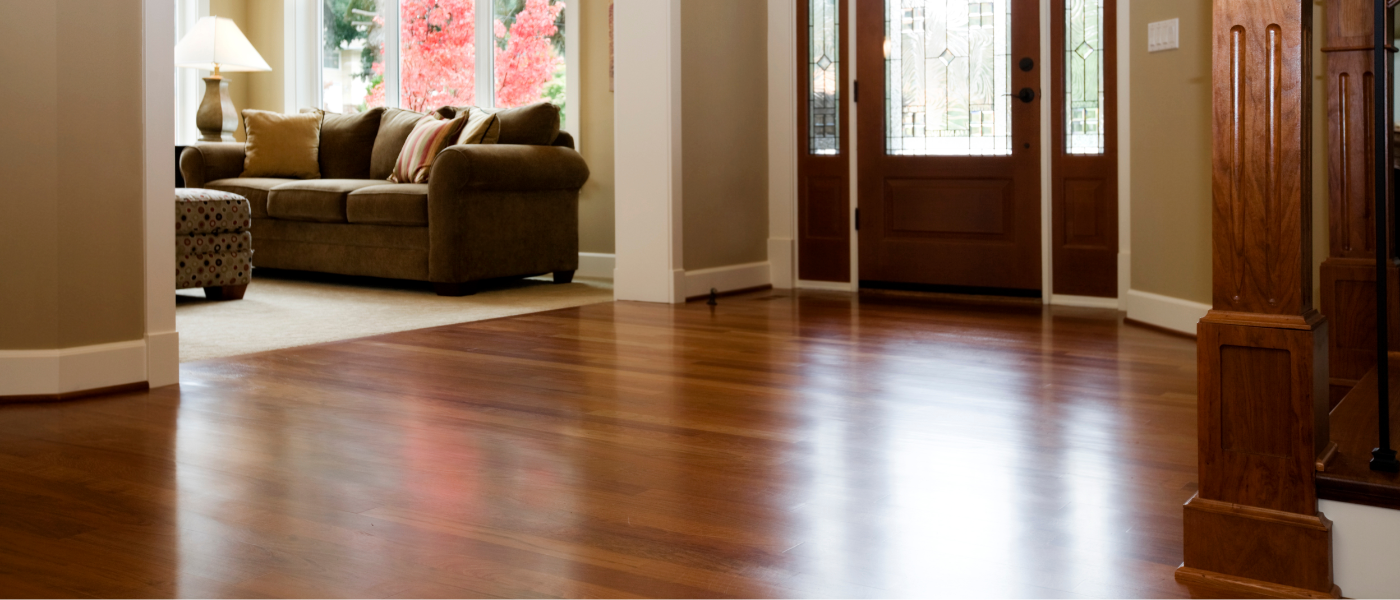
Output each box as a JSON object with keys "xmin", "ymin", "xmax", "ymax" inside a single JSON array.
[
  {"xmin": 147, "ymin": 0, "xmax": 178, "ymax": 390},
  {"xmin": 1322, "ymin": 499, "xmax": 1400, "ymax": 599},
  {"xmin": 613, "ymin": 0, "xmax": 684, "ymax": 304},
  {"xmin": 1117, "ymin": 0, "xmax": 1132, "ymax": 314},
  {"xmin": 768, "ymin": 238, "xmax": 795, "ymax": 289},
  {"xmin": 767, "ymin": 0, "xmax": 798, "ymax": 291},
  {"xmin": 684, "ymin": 262, "xmax": 772, "ymax": 299},
  {"xmin": 1125, "ymin": 289, "xmax": 1208, "ymax": 336}
]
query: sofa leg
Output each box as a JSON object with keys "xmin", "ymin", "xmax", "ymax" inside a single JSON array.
[
  {"xmin": 434, "ymin": 282, "xmax": 477, "ymax": 297},
  {"xmin": 203, "ymin": 284, "xmax": 247, "ymax": 300},
  {"xmin": 553, "ymin": 270, "xmax": 576, "ymax": 284}
]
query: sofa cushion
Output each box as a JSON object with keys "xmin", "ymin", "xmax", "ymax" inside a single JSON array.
[
  {"xmin": 370, "ymin": 108, "xmax": 431, "ymax": 180},
  {"xmin": 437, "ymin": 102, "xmax": 559, "ymax": 146},
  {"xmin": 389, "ymin": 115, "xmax": 467, "ymax": 184},
  {"xmin": 347, "ymin": 184, "xmax": 429, "ymax": 226},
  {"xmin": 206, "ymin": 178, "xmax": 296, "ymax": 218},
  {"xmin": 267, "ymin": 179, "xmax": 386, "ymax": 223},
  {"xmin": 315, "ymin": 107, "xmax": 384, "ymax": 179},
  {"xmin": 240, "ymin": 109, "xmax": 322, "ymax": 179}
]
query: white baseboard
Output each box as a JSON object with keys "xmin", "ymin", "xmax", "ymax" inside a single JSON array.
[
  {"xmin": 0, "ymin": 339, "xmax": 147, "ymax": 396},
  {"xmin": 684, "ymin": 261, "xmax": 772, "ymax": 299},
  {"xmin": 1125, "ymin": 289, "xmax": 1210, "ymax": 336},
  {"xmin": 768, "ymin": 237, "xmax": 795, "ymax": 289},
  {"xmin": 146, "ymin": 331, "xmax": 179, "ymax": 388},
  {"xmin": 577, "ymin": 252, "xmax": 616, "ymax": 280},
  {"xmin": 1322, "ymin": 499, "xmax": 1400, "ymax": 599},
  {"xmin": 1051, "ymin": 294, "xmax": 1121, "ymax": 309},
  {"xmin": 797, "ymin": 279, "xmax": 857, "ymax": 292}
]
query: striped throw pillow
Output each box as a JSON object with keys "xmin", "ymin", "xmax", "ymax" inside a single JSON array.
[{"xmin": 388, "ymin": 115, "xmax": 467, "ymax": 184}]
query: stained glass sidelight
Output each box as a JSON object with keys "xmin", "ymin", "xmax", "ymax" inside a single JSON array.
[
  {"xmin": 809, "ymin": 0, "xmax": 840, "ymax": 155},
  {"xmin": 885, "ymin": 0, "xmax": 1011, "ymax": 156},
  {"xmin": 1065, "ymin": 0, "xmax": 1104, "ymax": 154}
]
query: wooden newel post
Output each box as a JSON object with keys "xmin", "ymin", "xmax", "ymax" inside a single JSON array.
[{"xmin": 1176, "ymin": 1, "xmax": 1340, "ymax": 597}]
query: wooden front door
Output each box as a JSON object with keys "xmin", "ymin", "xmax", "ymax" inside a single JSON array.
[{"xmin": 856, "ymin": 0, "xmax": 1043, "ymax": 293}]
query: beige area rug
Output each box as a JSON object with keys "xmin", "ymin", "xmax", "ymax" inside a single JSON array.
[{"xmin": 176, "ymin": 270, "xmax": 613, "ymax": 362}]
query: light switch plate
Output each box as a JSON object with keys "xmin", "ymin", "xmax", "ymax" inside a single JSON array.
[{"xmin": 1148, "ymin": 18, "xmax": 1180, "ymax": 53}]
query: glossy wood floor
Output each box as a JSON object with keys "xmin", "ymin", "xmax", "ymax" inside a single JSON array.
[{"xmin": 0, "ymin": 290, "xmax": 1199, "ymax": 598}]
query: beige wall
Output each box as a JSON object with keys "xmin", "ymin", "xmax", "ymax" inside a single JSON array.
[
  {"xmin": 1128, "ymin": 0, "xmax": 1213, "ymax": 304},
  {"xmin": 579, "ymin": 0, "xmax": 615, "ymax": 254},
  {"xmin": 246, "ymin": 0, "xmax": 287, "ymax": 114},
  {"xmin": 0, "ymin": 0, "xmax": 146, "ymax": 350},
  {"xmin": 1128, "ymin": 0, "xmax": 1327, "ymax": 306},
  {"xmin": 680, "ymin": 0, "xmax": 769, "ymax": 271}
]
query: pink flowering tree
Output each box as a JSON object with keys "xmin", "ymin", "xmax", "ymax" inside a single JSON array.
[{"xmin": 366, "ymin": 0, "xmax": 564, "ymax": 111}]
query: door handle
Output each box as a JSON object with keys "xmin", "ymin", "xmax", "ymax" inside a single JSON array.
[{"xmin": 1004, "ymin": 88, "xmax": 1036, "ymax": 103}]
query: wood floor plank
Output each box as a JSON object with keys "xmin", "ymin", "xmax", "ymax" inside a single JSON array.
[{"xmin": 0, "ymin": 290, "xmax": 1198, "ymax": 598}]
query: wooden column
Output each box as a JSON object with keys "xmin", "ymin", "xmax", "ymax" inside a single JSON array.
[
  {"xmin": 1320, "ymin": 0, "xmax": 1397, "ymax": 404},
  {"xmin": 1175, "ymin": 1, "xmax": 1340, "ymax": 597}
]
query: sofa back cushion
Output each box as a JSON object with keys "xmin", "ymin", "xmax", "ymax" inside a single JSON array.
[
  {"xmin": 436, "ymin": 102, "xmax": 559, "ymax": 146},
  {"xmin": 315, "ymin": 107, "xmax": 384, "ymax": 179},
  {"xmin": 240, "ymin": 109, "xmax": 322, "ymax": 179},
  {"xmin": 370, "ymin": 108, "xmax": 431, "ymax": 180},
  {"xmin": 389, "ymin": 115, "xmax": 468, "ymax": 184}
]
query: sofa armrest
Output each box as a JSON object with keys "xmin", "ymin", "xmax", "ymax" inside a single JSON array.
[
  {"xmin": 426, "ymin": 145, "xmax": 586, "ymax": 284},
  {"xmin": 429, "ymin": 144, "xmax": 590, "ymax": 193},
  {"xmin": 180, "ymin": 143, "xmax": 246, "ymax": 188}
]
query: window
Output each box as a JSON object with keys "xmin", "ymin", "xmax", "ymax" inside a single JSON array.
[
  {"xmin": 884, "ymin": 0, "xmax": 1012, "ymax": 156},
  {"xmin": 1064, "ymin": 0, "xmax": 1104, "ymax": 154},
  {"xmin": 321, "ymin": 0, "xmax": 568, "ymax": 127}
]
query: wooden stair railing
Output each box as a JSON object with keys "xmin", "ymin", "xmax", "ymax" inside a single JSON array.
[{"xmin": 1175, "ymin": 1, "xmax": 1340, "ymax": 597}]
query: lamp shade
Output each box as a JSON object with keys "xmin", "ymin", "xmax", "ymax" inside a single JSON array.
[{"xmin": 174, "ymin": 16, "xmax": 271, "ymax": 72}]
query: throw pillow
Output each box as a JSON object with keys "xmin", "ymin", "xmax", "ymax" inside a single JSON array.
[
  {"xmin": 388, "ymin": 115, "xmax": 468, "ymax": 184},
  {"xmin": 455, "ymin": 108, "xmax": 501, "ymax": 145},
  {"xmin": 302, "ymin": 107, "xmax": 384, "ymax": 179},
  {"xmin": 240, "ymin": 109, "xmax": 322, "ymax": 179},
  {"xmin": 370, "ymin": 108, "xmax": 431, "ymax": 180}
]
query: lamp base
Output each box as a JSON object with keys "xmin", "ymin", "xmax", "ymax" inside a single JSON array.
[{"xmin": 196, "ymin": 76, "xmax": 238, "ymax": 142}]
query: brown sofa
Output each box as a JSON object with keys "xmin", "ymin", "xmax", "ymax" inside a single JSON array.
[{"xmin": 179, "ymin": 103, "xmax": 589, "ymax": 296}]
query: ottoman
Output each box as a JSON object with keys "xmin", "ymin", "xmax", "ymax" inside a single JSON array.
[{"xmin": 177, "ymin": 188, "xmax": 253, "ymax": 300}]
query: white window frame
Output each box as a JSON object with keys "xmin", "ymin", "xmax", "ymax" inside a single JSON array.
[
  {"xmin": 309, "ymin": 0, "xmax": 579, "ymax": 142},
  {"xmin": 175, "ymin": 0, "xmax": 210, "ymax": 145}
]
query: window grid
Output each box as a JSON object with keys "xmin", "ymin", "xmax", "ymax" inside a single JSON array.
[
  {"xmin": 885, "ymin": 0, "xmax": 1012, "ymax": 156},
  {"xmin": 809, "ymin": 0, "xmax": 841, "ymax": 155},
  {"xmin": 1065, "ymin": 0, "xmax": 1104, "ymax": 154}
]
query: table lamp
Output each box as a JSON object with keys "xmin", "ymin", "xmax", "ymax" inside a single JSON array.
[{"xmin": 174, "ymin": 16, "xmax": 271, "ymax": 142}]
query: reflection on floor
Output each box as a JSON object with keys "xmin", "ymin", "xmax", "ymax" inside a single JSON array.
[
  {"xmin": 0, "ymin": 289, "xmax": 1197, "ymax": 598},
  {"xmin": 176, "ymin": 268, "xmax": 613, "ymax": 362}
]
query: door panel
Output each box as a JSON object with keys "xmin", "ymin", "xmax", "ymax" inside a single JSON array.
[
  {"xmin": 857, "ymin": 0, "xmax": 1042, "ymax": 292},
  {"xmin": 797, "ymin": 0, "xmax": 851, "ymax": 283},
  {"xmin": 1051, "ymin": 0, "xmax": 1117, "ymax": 297}
]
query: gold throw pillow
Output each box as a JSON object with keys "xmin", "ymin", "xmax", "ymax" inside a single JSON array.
[{"xmin": 240, "ymin": 109, "xmax": 323, "ymax": 179}]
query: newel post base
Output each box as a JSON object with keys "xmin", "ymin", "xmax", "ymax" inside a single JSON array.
[
  {"xmin": 1177, "ymin": 312, "xmax": 1337, "ymax": 598},
  {"xmin": 1177, "ymin": 497, "xmax": 1339, "ymax": 599}
]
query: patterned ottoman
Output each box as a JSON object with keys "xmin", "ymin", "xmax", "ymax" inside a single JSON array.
[{"xmin": 177, "ymin": 188, "xmax": 253, "ymax": 300}]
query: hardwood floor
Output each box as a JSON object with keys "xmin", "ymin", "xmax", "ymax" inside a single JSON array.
[{"xmin": 0, "ymin": 290, "xmax": 1198, "ymax": 598}]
